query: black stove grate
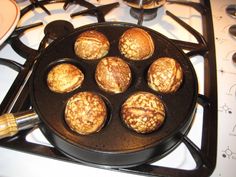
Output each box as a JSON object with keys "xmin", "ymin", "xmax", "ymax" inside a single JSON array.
[{"xmin": 0, "ymin": 0, "xmax": 217, "ymax": 176}]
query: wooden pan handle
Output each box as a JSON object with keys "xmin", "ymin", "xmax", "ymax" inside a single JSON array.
[
  {"xmin": 0, "ymin": 113, "xmax": 18, "ymax": 139},
  {"xmin": 0, "ymin": 110, "xmax": 39, "ymax": 139}
]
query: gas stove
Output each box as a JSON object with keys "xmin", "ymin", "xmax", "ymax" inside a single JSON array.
[{"xmin": 0, "ymin": 0, "xmax": 234, "ymax": 176}]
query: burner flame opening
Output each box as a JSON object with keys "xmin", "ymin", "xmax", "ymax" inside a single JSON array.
[{"xmin": 123, "ymin": 0, "xmax": 166, "ymax": 21}]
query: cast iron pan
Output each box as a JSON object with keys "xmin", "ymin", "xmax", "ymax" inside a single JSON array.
[{"xmin": 30, "ymin": 22, "xmax": 198, "ymax": 168}]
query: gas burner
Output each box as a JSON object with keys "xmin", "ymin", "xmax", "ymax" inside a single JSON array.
[
  {"xmin": 129, "ymin": 7, "xmax": 158, "ymax": 21},
  {"xmin": 123, "ymin": 0, "xmax": 166, "ymax": 21},
  {"xmin": 44, "ymin": 20, "xmax": 74, "ymax": 41},
  {"xmin": 39, "ymin": 20, "xmax": 74, "ymax": 50}
]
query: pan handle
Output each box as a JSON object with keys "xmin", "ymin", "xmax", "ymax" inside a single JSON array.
[{"xmin": 0, "ymin": 110, "xmax": 40, "ymax": 139}]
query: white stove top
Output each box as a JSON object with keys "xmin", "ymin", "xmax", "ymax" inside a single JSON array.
[
  {"xmin": 0, "ymin": 0, "xmax": 235, "ymax": 177},
  {"xmin": 211, "ymin": 0, "xmax": 236, "ymax": 177}
]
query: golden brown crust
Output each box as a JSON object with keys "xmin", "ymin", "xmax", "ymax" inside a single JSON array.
[
  {"xmin": 121, "ymin": 92, "xmax": 165, "ymax": 134},
  {"xmin": 147, "ymin": 57, "xmax": 183, "ymax": 93},
  {"xmin": 65, "ymin": 92, "xmax": 107, "ymax": 135},
  {"xmin": 95, "ymin": 57, "xmax": 132, "ymax": 93},
  {"xmin": 47, "ymin": 63, "xmax": 84, "ymax": 93},
  {"xmin": 74, "ymin": 30, "xmax": 110, "ymax": 60},
  {"xmin": 119, "ymin": 27, "xmax": 154, "ymax": 60}
]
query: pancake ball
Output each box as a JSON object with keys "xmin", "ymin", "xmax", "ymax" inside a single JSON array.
[
  {"xmin": 95, "ymin": 57, "xmax": 132, "ymax": 94},
  {"xmin": 121, "ymin": 92, "xmax": 165, "ymax": 134},
  {"xmin": 74, "ymin": 30, "xmax": 110, "ymax": 60},
  {"xmin": 119, "ymin": 27, "xmax": 154, "ymax": 60},
  {"xmin": 47, "ymin": 63, "xmax": 84, "ymax": 93},
  {"xmin": 65, "ymin": 92, "xmax": 107, "ymax": 135},
  {"xmin": 147, "ymin": 57, "xmax": 183, "ymax": 93}
]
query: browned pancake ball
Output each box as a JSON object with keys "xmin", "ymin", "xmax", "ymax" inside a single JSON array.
[
  {"xmin": 95, "ymin": 57, "xmax": 132, "ymax": 93},
  {"xmin": 47, "ymin": 63, "xmax": 84, "ymax": 93},
  {"xmin": 65, "ymin": 92, "xmax": 107, "ymax": 135},
  {"xmin": 74, "ymin": 30, "xmax": 110, "ymax": 60},
  {"xmin": 119, "ymin": 27, "xmax": 154, "ymax": 60},
  {"xmin": 147, "ymin": 57, "xmax": 183, "ymax": 93},
  {"xmin": 121, "ymin": 92, "xmax": 165, "ymax": 134}
]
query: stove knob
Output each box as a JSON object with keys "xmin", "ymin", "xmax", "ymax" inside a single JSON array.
[
  {"xmin": 226, "ymin": 4, "xmax": 236, "ymax": 19},
  {"xmin": 229, "ymin": 25, "xmax": 236, "ymax": 39},
  {"xmin": 232, "ymin": 52, "xmax": 236, "ymax": 65}
]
